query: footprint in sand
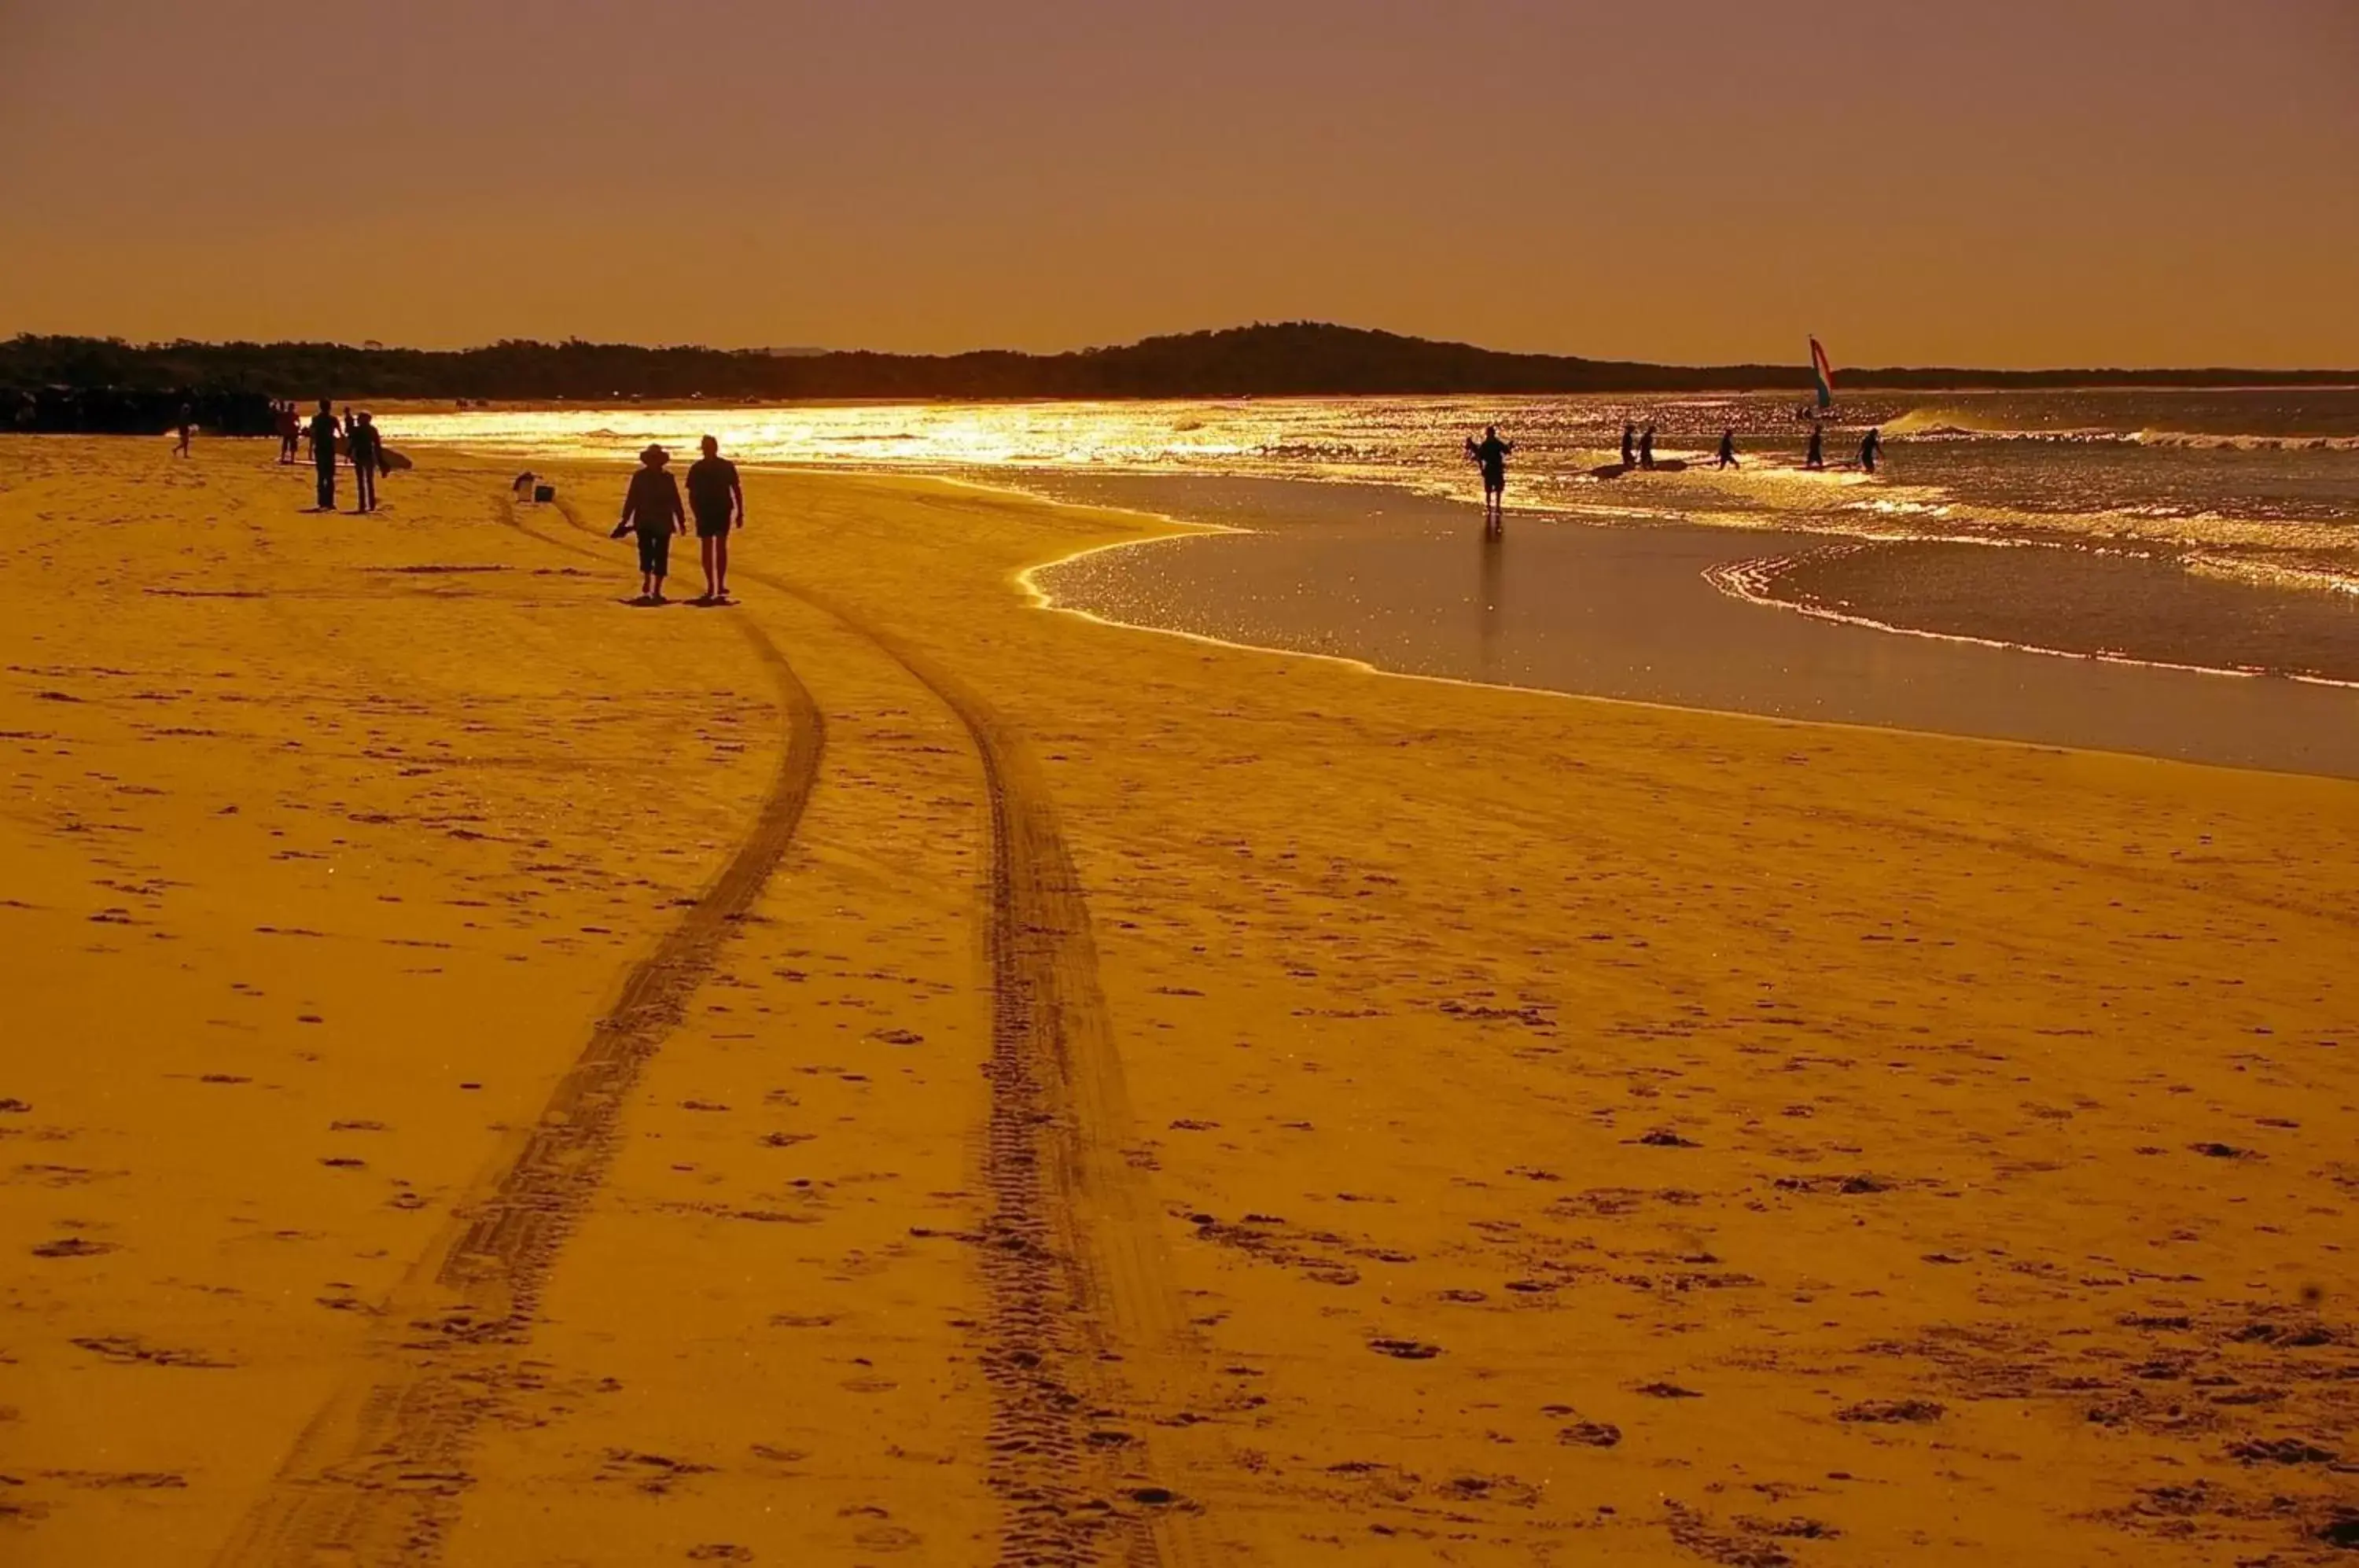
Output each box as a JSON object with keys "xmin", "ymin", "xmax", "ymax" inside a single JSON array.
[
  {"xmin": 1836, "ymin": 1398, "xmax": 1945, "ymax": 1423},
  {"xmin": 1558, "ymin": 1421, "xmax": 1624, "ymax": 1448},
  {"xmin": 1370, "ymin": 1338, "xmax": 1442, "ymax": 1360},
  {"xmin": 33, "ymin": 1237, "xmax": 117, "ymax": 1259}
]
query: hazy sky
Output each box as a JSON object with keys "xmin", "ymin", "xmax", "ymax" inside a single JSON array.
[{"xmin": 4, "ymin": 0, "xmax": 2355, "ymax": 366}]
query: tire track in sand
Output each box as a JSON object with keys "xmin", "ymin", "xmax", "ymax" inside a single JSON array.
[
  {"xmin": 543, "ymin": 494, "xmax": 1222, "ymax": 1567},
  {"xmin": 211, "ymin": 499, "xmax": 826, "ymax": 1568}
]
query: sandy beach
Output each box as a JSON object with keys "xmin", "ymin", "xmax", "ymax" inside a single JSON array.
[{"xmin": 3, "ymin": 436, "xmax": 2357, "ymax": 1566}]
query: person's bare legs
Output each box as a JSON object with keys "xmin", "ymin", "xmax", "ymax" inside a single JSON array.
[
  {"xmin": 699, "ymin": 536, "xmax": 719, "ymax": 601},
  {"xmin": 712, "ymin": 532, "xmax": 730, "ymax": 599}
]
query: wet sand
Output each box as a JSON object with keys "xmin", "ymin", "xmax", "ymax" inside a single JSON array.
[
  {"xmin": 1025, "ymin": 473, "xmax": 2359, "ymax": 778},
  {"xmin": 3, "ymin": 437, "xmax": 2357, "ymax": 1566}
]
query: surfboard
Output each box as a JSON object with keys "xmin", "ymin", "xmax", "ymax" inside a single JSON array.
[
  {"xmin": 334, "ymin": 435, "xmax": 414, "ymax": 472},
  {"xmin": 1590, "ymin": 459, "xmax": 1687, "ymax": 478}
]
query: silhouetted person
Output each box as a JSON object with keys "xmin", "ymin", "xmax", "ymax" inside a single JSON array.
[
  {"xmin": 1621, "ymin": 422, "xmax": 1638, "ymax": 468},
  {"xmin": 349, "ymin": 411, "xmax": 381, "ymax": 513},
  {"xmin": 1717, "ymin": 428, "xmax": 1738, "ymax": 469},
  {"xmin": 1805, "ymin": 421, "xmax": 1826, "ymax": 471},
  {"xmin": 686, "ymin": 435, "xmax": 744, "ymax": 602},
  {"xmin": 174, "ymin": 403, "xmax": 194, "ymax": 458},
  {"xmin": 610, "ymin": 444, "xmax": 686, "ymax": 603},
  {"xmin": 1638, "ymin": 426, "xmax": 1656, "ymax": 471},
  {"xmin": 1465, "ymin": 425, "xmax": 1513, "ymax": 530},
  {"xmin": 277, "ymin": 400, "xmax": 300, "ymax": 464},
  {"xmin": 305, "ymin": 399, "xmax": 339, "ymax": 509},
  {"xmin": 1860, "ymin": 427, "xmax": 1883, "ymax": 474}
]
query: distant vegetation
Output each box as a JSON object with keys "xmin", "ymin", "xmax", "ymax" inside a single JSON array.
[{"xmin": 6, "ymin": 323, "xmax": 2352, "ymax": 421}]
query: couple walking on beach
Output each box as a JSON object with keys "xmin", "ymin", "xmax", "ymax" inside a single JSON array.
[{"xmin": 611, "ymin": 437, "xmax": 745, "ymax": 605}]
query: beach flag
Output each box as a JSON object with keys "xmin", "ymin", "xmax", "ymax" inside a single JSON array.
[{"xmin": 1810, "ymin": 337, "xmax": 1836, "ymax": 410}]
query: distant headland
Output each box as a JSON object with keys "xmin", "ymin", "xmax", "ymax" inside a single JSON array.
[{"xmin": 5, "ymin": 322, "xmax": 2353, "ymax": 434}]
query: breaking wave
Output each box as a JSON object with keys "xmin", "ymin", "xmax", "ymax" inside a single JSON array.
[{"xmin": 1880, "ymin": 408, "xmax": 2359, "ymax": 451}]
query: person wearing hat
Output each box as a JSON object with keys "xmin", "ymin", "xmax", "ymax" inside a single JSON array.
[{"xmin": 611, "ymin": 444, "xmax": 687, "ymax": 604}]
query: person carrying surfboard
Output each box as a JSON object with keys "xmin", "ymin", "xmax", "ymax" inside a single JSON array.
[{"xmin": 349, "ymin": 411, "xmax": 383, "ymax": 513}]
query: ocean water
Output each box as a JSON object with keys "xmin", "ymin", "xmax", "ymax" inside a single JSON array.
[{"xmin": 396, "ymin": 388, "xmax": 2359, "ymax": 682}]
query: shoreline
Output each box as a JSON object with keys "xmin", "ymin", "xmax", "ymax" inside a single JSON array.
[
  {"xmin": 445, "ymin": 445, "xmax": 2359, "ymax": 782},
  {"xmin": 1015, "ymin": 470, "xmax": 2359, "ymax": 780},
  {"xmin": 1703, "ymin": 549, "xmax": 2359, "ymax": 694}
]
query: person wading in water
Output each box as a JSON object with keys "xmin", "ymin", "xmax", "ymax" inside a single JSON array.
[{"xmin": 1465, "ymin": 425, "xmax": 1514, "ymax": 533}]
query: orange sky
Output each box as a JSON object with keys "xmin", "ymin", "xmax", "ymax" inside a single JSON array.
[{"xmin": 4, "ymin": 0, "xmax": 2355, "ymax": 367}]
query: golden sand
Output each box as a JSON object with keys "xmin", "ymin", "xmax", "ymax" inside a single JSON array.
[{"xmin": 1, "ymin": 436, "xmax": 2353, "ymax": 1566}]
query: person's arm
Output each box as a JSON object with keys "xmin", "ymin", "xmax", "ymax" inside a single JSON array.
[
  {"xmin": 731, "ymin": 469, "xmax": 745, "ymax": 529},
  {"xmin": 612, "ymin": 476, "xmax": 637, "ymax": 538},
  {"xmin": 669, "ymin": 477, "xmax": 687, "ymax": 536}
]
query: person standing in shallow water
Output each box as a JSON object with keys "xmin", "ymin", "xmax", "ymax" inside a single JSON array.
[
  {"xmin": 1638, "ymin": 426, "xmax": 1657, "ymax": 471},
  {"xmin": 611, "ymin": 444, "xmax": 686, "ymax": 604},
  {"xmin": 1464, "ymin": 425, "xmax": 1513, "ymax": 532},
  {"xmin": 1621, "ymin": 422, "xmax": 1638, "ymax": 468},
  {"xmin": 1717, "ymin": 428, "xmax": 1739, "ymax": 469},
  {"xmin": 305, "ymin": 399, "xmax": 339, "ymax": 509},
  {"xmin": 1860, "ymin": 427, "xmax": 1883, "ymax": 474},
  {"xmin": 1805, "ymin": 421, "xmax": 1826, "ymax": 471},
  {"xmin": 685, "ymin": 435, "xmax": 744, "ymax": 603}
]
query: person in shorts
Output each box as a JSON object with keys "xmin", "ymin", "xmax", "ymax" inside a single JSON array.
[
  {"xmin": 684, "ymin": 435, "xmax": 744, "ymax": 603},
  {"xmin": 611, "ymin": 444, "xmax": 686, "ymax": 604}
]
